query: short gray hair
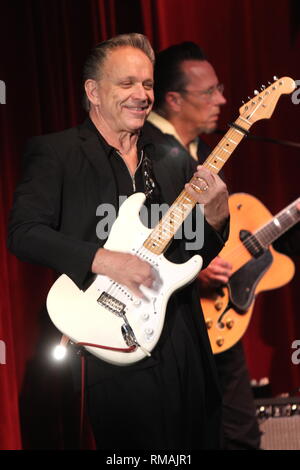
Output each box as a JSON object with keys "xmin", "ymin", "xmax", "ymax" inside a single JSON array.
[{"xmin": 82, "ymin": 33, "xmax": 155, "ymax": 111}]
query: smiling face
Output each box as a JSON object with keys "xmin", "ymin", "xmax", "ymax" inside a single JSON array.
[
  {"xmin": 89, "ymin": 46, "xmax": 154, "ymax": 134},
  {"xmin": 178, "ymin": 60, "xmax": 226, "ymax": 134}
]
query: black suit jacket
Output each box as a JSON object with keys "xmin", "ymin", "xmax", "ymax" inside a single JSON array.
[{"xmin": 8, "ymin": 118, "xmax": 228, "ymax": 448}]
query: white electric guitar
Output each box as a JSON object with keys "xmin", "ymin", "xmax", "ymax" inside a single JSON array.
[{"xmin": 47, "ymin": 77, "xmax": 295, "ymax": 366}]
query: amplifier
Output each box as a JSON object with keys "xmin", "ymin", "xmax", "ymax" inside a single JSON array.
[{"xmin": 255, "ymin": 396, "xmax": 300, "ymax": 450}]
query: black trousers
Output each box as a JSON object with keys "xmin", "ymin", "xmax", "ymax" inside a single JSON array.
[
  {"xmin": 215, "ymin": 341, "xmax": 261, "ymax": 450},
  {"xmin": 84, "ymin": 302, "xmax": 222, "ymax": 450}
]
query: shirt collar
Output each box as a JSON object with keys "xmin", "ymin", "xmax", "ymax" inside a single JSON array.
[
  {"xmin": 147, "ymin": 111, "xmax": 199, "ymax": 161},
  {"xmin": 85, "ymin": 116, "xmax": 153, "ymax": 157}
]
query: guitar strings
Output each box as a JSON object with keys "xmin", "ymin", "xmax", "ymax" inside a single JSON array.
[
  {"xmin": 101, "ymin": 114, "xmax": 251, "ymax": 302},
  {"xmin": 99, "ymin": 92, "xmax": 274, "ymax": 302},
  {"xmin": 103, "ymin": 122, "xmax": 248, "ymax": 303},
  {"xmin": 213, "ymin": 199, "xmax": 300, "ymax": 266},
  {"xmin": 151, "ymin": 121, "xmax": 250, "ymax": 251}
]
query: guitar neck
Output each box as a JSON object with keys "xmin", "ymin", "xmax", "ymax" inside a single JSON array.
[
  {"xmin": 255, "ymin": 199, "xmax": 300, "ymax": 247},
  {"xmin": 143, "ymin": 117, "xmax": 251, "ymax": 255},
  {"xmin": 203, "ymin": 116, "xmax": 251, "ymax": 173}
]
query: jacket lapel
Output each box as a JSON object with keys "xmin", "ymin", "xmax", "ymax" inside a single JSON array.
[
  {"xmin": 78, "ymin": 120, "xmax": 118, "ymax": 210},
  {"xmin": 78, "ymin": 119, "xmax": 179, "ymax": 212},
  {"xmin": 150, "ymin": 152, "xmax": 179, "ymax": 206}
]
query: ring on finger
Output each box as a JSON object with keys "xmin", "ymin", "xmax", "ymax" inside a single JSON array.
[{"xmin": 196, "ymin": 177, "xmax": 209, "ymax": 191}]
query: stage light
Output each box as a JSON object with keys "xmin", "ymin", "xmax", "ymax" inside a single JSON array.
[
  {"xmin": 53, "ymin": 344, "xmax": 67, "ymax": 360},
  {"xmin": 52, "ymin": 334, "xmax": 70, "ymax": 361}
]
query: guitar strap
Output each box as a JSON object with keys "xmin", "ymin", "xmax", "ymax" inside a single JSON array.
[
  {"xmin": 142, "ymin": 151, "xmax": 161, "ymax": 204},
  {"xmin": 228, "ymin": 122, "xmax": 250, "ymax": 136}
]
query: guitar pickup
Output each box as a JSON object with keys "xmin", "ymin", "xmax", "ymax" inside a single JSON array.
[
  {"xmin": 239, "ymin": 229, "xmax": 265, "ymax": 258},
  {"xmin": 97, "ymin": 292, "xmax": 126, "ymax": 317}
]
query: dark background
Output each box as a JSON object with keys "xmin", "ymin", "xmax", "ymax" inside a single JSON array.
[{"xmin": 1, "ymin": 0, "xmax": 300, "ymax": 449}]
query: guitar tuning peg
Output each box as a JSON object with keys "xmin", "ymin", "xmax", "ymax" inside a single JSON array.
[
  {"xmin": 241, "ymin": 100, "xmax": 245, "ymax": 105},
  {"xmin": 254, "ymin": 90, "xmax": 259, "ymax": 95},
  {"xmin": 273, "ymin": 75, "xmax": 278, "ymax": 81},
  {"xmin": 268, "ymin": 81, "xmax": 272, "ymax": 85},
  {"xmin": 247, "ymin": 96, "xmax": 251, "ymax": 100},
  {"xmin": 260, "ymin": 85, "xmax": 266, "ymax": 90}
]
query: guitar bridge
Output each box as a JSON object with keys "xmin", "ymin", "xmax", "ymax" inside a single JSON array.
[{"xmin": 97, "ymin": 292, "xmax": 126, "ymax": 317}]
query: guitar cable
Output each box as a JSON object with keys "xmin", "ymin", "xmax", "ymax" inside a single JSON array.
[
  {"xmin": 55, "ymin": 335, "xmax": 139, "ymax": 448},
  {"xmin": 79, "ymin": 349, "xmax": 86, "ymax": 449}
]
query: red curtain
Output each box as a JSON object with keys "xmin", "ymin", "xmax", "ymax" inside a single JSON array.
[{"xmin": 1, "ymin": 0, "xmax": 300, "ymax": 450}]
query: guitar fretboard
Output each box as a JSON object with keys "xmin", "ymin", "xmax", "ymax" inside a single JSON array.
[
  {"xmin": 254, "ymin": 199, "xmax": 300, "ymax": 248},
  {"xmin": 143, "ymin": 117, "xmax": 251, "ymax": 255}
]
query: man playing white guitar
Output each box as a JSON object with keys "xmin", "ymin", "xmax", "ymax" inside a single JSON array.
[{"xmin": 8, "ymin": 34, "xmax": 230, "ymax": 450}]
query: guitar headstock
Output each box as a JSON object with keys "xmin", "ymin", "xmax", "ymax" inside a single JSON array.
[{"xmin": 239, "ymin": 76, "xmax": 295, "ymax": 124}]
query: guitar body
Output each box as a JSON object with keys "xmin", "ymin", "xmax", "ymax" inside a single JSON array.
[
  {"xmin": 202, "ymin": 193, "xmax": 295, "ymax": 354},
  {"xmin": 47, "ymin": 193, "xmax": 202, "ymax": 366}
]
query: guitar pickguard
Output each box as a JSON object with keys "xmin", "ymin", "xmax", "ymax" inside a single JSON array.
[{"xmin": 228, "ymin": 249, "xmax": 273, "ymax": 313}]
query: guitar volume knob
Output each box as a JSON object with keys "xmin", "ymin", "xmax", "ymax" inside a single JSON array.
[
  {"xmin": 216, "ymin": 337, "xmax": 224, "ymax": 347},
  {"xmin": 206, "ymin": 319, "xmax": 213, "ymax": 329},
  {"xmin": 145, "ymin": 328, "xmax": 154, "ymax": 336},
  {"xmin": 226, "ymin": 319, "xmax": 234, "ymax": 329},
  {"xmin": 214, "ymin": 301, "xmax": 223, "ymax": 311}
]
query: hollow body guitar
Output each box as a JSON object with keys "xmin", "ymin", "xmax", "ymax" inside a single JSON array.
[
  {"xmin": 202, "ymin": 193, "xmax": 299, "ymax": 354},
  {"xmin": 46, "ymin": 77, "xmax": 295, "ymax": 366}
]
